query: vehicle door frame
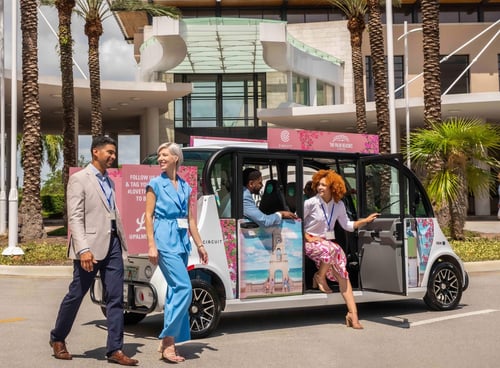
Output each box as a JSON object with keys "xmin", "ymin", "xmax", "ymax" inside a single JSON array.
[{"xmin": 357, "ymin": 154, "xmax": 407, "ymax": 296}]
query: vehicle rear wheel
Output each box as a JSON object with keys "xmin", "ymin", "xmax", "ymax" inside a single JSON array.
[
  {"xmin": 100, "ymin": 307, "xmax": 147, "ymax": 325},
  {"xmin": 190, "ymin": 279, "xmax": 221, "ymax": 339},
  {"xmin": 423, "ymin": 261, "xmax": 463, "ymax": 311}
]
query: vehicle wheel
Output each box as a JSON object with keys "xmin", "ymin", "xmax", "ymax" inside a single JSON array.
[
  {"xmin": 100, "ymin": 307, "xmax": 147, "ymax": 325},
  {"xmin": 423, "ymin": 261, "xmax": 463, "ymax": 311},
  {"xmin": 190, "ymin": 279, "xmax": 221, "ymax": 339}
]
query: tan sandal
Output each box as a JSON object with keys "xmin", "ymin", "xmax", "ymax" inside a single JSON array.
[{"xmin": 158, "ymin": 338, "xmax": 185, "ymax": 363}]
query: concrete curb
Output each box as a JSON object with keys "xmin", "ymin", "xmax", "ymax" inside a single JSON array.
[
  {"xmin": 463, "ymin": 260, "xmax": 500, "ymax": 273},
  {"xmin": 0, "ymin": 265, "xmax": 73, "ymax": 277},
  {"xmin": 1, "ymin": 261, "xmax": 500, "ymax": 278}
]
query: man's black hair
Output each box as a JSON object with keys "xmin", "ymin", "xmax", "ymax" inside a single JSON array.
[
  {"xmin": 91, "ymin": 136, "xmax": 117, "ymax": 152},
  {"xmin": 242, "ymin": 167, "xmax": 261, "ymax": 186}
]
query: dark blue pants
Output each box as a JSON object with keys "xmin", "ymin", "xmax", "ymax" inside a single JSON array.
[{"xmin": 50, "ymin": 235, "xmax": 124, "ymax": 356}]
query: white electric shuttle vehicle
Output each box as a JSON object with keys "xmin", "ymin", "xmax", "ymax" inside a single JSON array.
[{"xmin": 91, "ymin": 145, "xmax": 468, "ymax": 338}]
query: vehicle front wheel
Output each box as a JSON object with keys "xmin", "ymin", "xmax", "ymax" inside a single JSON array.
[
  {"xmin": 100, "ymin": 307, "xmax": 147, "ymax": 325},
  {"xmin": 423, "ymin": 261, "xmax": 463, "ymax": 311},
  {"xmin": 190, "ymin": 279, "xmax": 222, "ymax": 339}
]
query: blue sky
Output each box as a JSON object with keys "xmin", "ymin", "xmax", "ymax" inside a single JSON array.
[
  {"xmin": 3, "ymin": 2, "xmax": 138, "ymax": 81},
  {"xmin": 3, "ymin": 3, "xmax": 143, "ymax": 184}
]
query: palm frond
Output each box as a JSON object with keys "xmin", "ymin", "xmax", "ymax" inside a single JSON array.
[{"xmin": 109, "ymin": 0, "xmax": 181, "ymax": 18}]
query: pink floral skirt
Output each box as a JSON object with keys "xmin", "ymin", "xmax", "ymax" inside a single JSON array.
[{"xmin": 305, "ymin": 238, "xmax": 349, "ymax": 282}]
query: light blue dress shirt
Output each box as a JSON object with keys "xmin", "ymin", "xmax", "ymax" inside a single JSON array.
[{"xmin": 243, "ymin": 187, "xmax": 282, "ymax": 227}]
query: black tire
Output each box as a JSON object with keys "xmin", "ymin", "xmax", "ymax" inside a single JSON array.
[
  {"xmin": 423, "ymin": 261, "xmax": 463, "ymax": 311},
  {"xmin": 190, "ymin": 279, "xmax": 222, "ymax": 339},
  {"xmin": 100, "ymin": 307, "xmax": 147, "ymax": 325}
]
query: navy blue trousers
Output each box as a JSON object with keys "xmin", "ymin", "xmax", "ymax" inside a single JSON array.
[{"xmin": 50, "ymin": 235, "xmax": 124, "ymax": 356}]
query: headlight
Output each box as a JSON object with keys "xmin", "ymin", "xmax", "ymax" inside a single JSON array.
[{"xmin": 144, "ymin": 265, "xmax": 153, "ymax": 279}]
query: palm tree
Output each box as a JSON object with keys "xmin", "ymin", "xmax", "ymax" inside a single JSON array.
[
  {"xmin": 328, "ymin": 0, "xmax": 368, "ymax": 133},
  {"xmin": 109, "ymin": 0, "xmax": 181, "ymax": 16},
  {"xmin": 366, "ymin": 0, "xmax": 390, "ymax": 154},
  {"xmin": 19, "ymin": 0, "xmax": 44, "ymax": 241},
  {"xmin": 75, "ymin": 0, "xmax": 108, "ymax": 137},
  {"xmin": 420, "ymin": 0, "xmax": 441, "ymax": 126},
  {"xmin": 43, "ymin": 135, "xmax": 64, "ymax": 172},
  {"xmin": 407, "ymin": 117, "xmax": 500, "ymax": 240},
  {"xmin": 18, "ymin": 134, "xmax": 64, "ymax": 173},
  {"xmin": 55, "ymin": 0, "xmax": 77, "ymax": 224}
]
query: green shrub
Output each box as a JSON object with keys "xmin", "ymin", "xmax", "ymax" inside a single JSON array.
[{"xmin": 41, "ymin": 194, "xmax": 64, "ymax": 217}]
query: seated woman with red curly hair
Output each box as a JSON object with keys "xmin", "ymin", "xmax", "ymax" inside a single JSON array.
[{"xmin": 303, "ymin": 169, "xmax": 379, "ymax": 329}]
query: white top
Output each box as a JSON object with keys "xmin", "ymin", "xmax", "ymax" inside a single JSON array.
[{"xmin": 303, "ymin": 194, "xmax": 355, "ymax": 237}]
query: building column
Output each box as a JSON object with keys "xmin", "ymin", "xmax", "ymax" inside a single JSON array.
[
  {"xmin": 309, "ymin": 77, "xmax": 317, "ymax": 106},
  {"xmin": 474, "ymin": 161, "xmax": 491, "ymax": 216},
  {"xmin": 140, "ymin": 107, "xmax": 161, "ymax": 159},
  {"xmin": 287, "ymin": 71, "xmax": 293, "ymax": 103}
]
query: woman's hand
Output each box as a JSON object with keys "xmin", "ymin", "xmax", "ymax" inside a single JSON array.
[
  {"xmin": 365, "ymin": 213, "xmax": 380, "ymax": 223},
  {"xmin": 197, "ymin": 245, "xmax": 208, "ymax": 265},
  {"xmin": 148, "ymin": 245, "xmax": 158, "ymax": 265}
]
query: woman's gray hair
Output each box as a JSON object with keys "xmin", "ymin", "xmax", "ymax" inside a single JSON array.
[{"xmin": 157, "ymin": 142, "xmax": 183, "ymax": 168}]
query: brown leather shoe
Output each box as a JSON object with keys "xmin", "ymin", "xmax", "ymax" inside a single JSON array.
[
  {"xmin": 107, "ymin": 350, "xmax": 139, "ymax": 366},
  {"xmin": 50, "ymin": 340, "xmax": 72, "ymax": 360}
]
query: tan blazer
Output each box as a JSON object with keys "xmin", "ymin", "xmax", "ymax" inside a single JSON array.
[{"xmin": 67, "ymin": 164, "xmax": 128, "ymax": 260}]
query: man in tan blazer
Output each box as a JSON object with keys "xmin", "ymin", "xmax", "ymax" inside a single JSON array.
[{"xmin": 50, "ymin": 136, "xmax": 138, "ymax": 366}]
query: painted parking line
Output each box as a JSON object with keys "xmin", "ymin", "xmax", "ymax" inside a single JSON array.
[
  {"xmin": 409, "ymin": 309, "xmax": 498, "ymax": 327},
  {"xmin": 0, "ymin": 317, "xmax": 27, "ymax": 323}
]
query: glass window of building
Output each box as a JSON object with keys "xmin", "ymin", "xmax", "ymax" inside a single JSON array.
[
  {"xmin": 393, "ymin": 6, "xmax": 415, "ymax": 24},
  {"xmin": 440, "ymin": 54, "xmax": 470, "ymax": 94},
  {"xmin": 317, "ymin": 80, "xmax": 335, "ymax": 106},
  {"xmin": 292, "ymin": 74, "xmax": 309, "ymax": 106},
  {"xmin": 174, "ymin": 74, "xmax": 266, "ymax": 128},
  {"xmin": 459, "ymin": 6, "xmax": 478, "ymax": 22},
  {"xmin": 365, "ymin": 56, "xmax": 404, "ymax": 102},
  {"xmin": 439, "ymin": 6, "xmax": 460, "ymax": 23},
  {"xmin": 483, "ymin": 5, "xmax": 500, "ymax": 22}
]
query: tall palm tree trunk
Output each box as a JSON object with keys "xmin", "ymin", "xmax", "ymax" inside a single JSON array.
[
  {"xmin": 421, "ymin": 0, "xmax": 441, "ymax": 126},
  {"xmin": 56, "ymin": 0, "xmax": 76, "ymax": 226},
  {"xmin": 449, "ymin": 168, "xmax": 467, "ymax": 240},
  {"xmin": 367, "ymin": 0, "xmax": 390, "ymax": 154},
  {"xmin": 88, "ymin": 32, "xmax": 103, "ymax": 137},
  {"xmin": 347, "ymin": 15, "xmax": 368, "ymax": 133},
  {"xmin": 421, "ymin": 0, "xmax": 446, "ymax": 226},
  {"xmin": 19, "ymin": 0, "xmax": 45, "ymax": 241}
]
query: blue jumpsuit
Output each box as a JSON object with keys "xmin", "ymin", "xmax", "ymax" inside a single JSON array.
[{"xmin": 147, "ymin": 173, "xmax": 192, "ymax": 342}]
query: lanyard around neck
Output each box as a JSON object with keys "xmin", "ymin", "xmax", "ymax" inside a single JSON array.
[
  {"xmin": 98, "ymin": 175, "xmax": 114, "ymax": 209},
  {"xmin": 320, "ymin": 202, "xmax": 334, "ymax": 230}
]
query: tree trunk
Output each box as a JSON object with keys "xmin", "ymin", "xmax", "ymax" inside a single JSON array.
[
  {"xmin": 347, "ymin": 15, "xmax": 367, "ymax": 134},
  {"xmin": 449, "ymin": 168, "xmax": 468, "ymax": 240},
  {"xmin": 56, "ymin": 0, "xmax": 76, "ymax": 227},
  {"xmin": 86, "ymin": 21, "xmax": 103, "ymax": 137},
  {"xmin": 421, "ymin": 0, "xmax": 442, "ymax": 126},
  {"xmin": 367, "ymin": 0, "xmax": 390, "ymax": 154},
  {"xmin": 19, "ymin": 0, "xmax": 45, "ymax": 241}
]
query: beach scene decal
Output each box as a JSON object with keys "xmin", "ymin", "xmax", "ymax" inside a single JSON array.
[{"xmin": 238, "ymin": 219, "xmax": 303, "ymax": 299}]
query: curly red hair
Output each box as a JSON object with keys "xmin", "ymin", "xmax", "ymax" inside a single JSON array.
[{"xmin": 311, "ymin": 169, "xmax": 346, "ymax": 202}]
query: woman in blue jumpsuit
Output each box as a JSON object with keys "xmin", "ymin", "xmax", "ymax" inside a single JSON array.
[{"xmin": 145, "ymin": 142, "xmax": 208, "ymax": 363}]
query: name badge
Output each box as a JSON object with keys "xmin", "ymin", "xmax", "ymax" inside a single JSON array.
[
  {"xmin": 325, "ymin": 231, "xmax": 335, "ymax": 240},
  {"xmin": 177, "ymin": 218, "xmax": 188, "ymax": 229},
  {"xmin": 109, "ymin": 211, "xmax": 116, "ymax": 221}
]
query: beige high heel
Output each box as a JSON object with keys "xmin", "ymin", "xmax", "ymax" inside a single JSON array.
[
  {"xmin": 158, "ymin": 338, "xmax": 185, "ymax": 363},
  {"xmin": 312, "ymin": 272, "xmax": 333, "ymax": 293},
  {"xmin": 345, "ymin": 313, "xmax": 364, "ymax": 329}
]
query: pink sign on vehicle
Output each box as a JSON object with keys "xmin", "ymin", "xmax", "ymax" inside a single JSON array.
[
  {"xmin": 119, "ymin": 165, "xmax": 198, "ymax": 254},
  {"xmin": 69, "ymin": 165, "xmax": 198, "ymax": 255},
  {"xmin": 267, "ymin": 128, "xmax": 379, "ymax": 154}
]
